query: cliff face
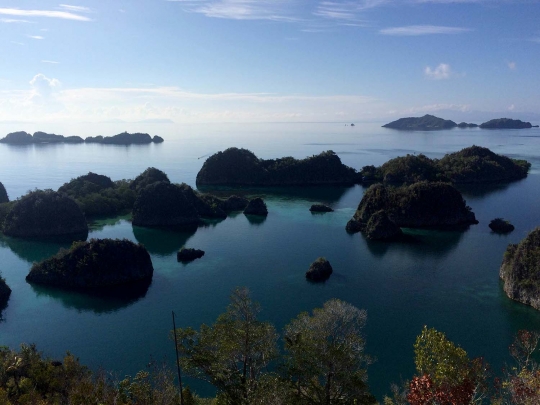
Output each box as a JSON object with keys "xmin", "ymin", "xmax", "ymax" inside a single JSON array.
[
  {"xmin": 382, "ymin": 115, "xmax": 457, "ymax": 130},
  {"xmin": 347, "ymin": 182, "xmax": 477, "ymax": 232},
  {"xmin": 3, "ymin": 190, "xmax": 88, "ymax": 238},
  {"xmin": 196, "ymin": 148, "xmax": 360, "ymax": 186},
  {"xmin": 500, "ymin": 228, "xmax": 540, "ymax": 310},
  {"xmin": 26, "ymin": 239, "xmax": 154, "ymax": 289}
]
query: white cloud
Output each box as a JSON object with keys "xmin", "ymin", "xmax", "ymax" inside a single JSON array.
[
  {"xmin": 508, "ymin": 61, "xmax": 516, "ymax": 70},
  {"xmin": 1, "ymin": 18, "xmax": 32, "ymax": 23},
  {"xmin": 508, "ymin": 104, "xmax": 515, "ymax": 111},
  {"xmin": 424, "ymin": 63, "xmax": 453, "ymax": 80},
  {"xmin": 42, "ymin": 60, "xmax": 60, "ymax": 64},
  {"xmin": 313, "ymin": 1, "xmax": 386, "ymax": 21},
  {"xmin": 29, "ymin": 73, "xmax": 61, "ymax": 101},
  {"xmin": 28, "ymin": 35, "xmax": 45, "ymax": 40},
  {"xmin": 0, "ymin": 8, "xmax": 91, "ymax": 21},
  {"xmin": 380, "ymin": 25, "xmax": 472, "ymax": 35},
  {"xmin": 59, "ymin": 4, "xmax": 92, "ymax": 13},
  {"xmin": 11, "ymin": 41, "xmax": 25, "ymax": 45}
]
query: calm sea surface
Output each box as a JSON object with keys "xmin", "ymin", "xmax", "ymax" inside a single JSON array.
[{"xmin": 1, "ymin": 122, "xmax": 540, "ymax": 398}]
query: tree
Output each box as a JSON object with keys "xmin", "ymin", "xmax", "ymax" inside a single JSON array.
[
  {"xmin": 172, "ymin": 287, "xmax": 278, "ymax": 405},
  {"xmin": 408, "ymin": 326, "xmax": 487, "ymax": 405},
  {"xmin": 283, "ymin": 299, "xmax": 376, "ymax": 405}
]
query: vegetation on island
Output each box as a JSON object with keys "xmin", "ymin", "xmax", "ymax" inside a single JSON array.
[
  {"xmin": 26, "ymin": 238, "xmax": 153, "ymax": 290},
  {"xmin": 2, "ymin": 288, "xmax": 540, "ymax": 404},
  {"xmin": 500, "ymin": 227, "xmax": 540, "ymax": 310},
  {"xmin": 360, "ymin": 146, "xmax": 530, "ymax": 185},
  {"xmin": 309, "ymin": 204, "xmax": 334, "ymax": 212},
  {"xmin": 0, "ymin": 273, "xmax": 11, "ymax": 310},
  {"xmin": 177, "ymin": 247, "xmax": 205, "ymax": 262},
  {"xmin": 130, "ymin": 167, "xmax": 170, "ymax": 192},
  {"xmin": 364, "ymin": 210, "xmax": 402, "ymax": 241},
  {"xmin": 480, "ymin": 118, "xmax": 533, "ymax": 129},
  {"xmin": 0, "ymin": 131, "xmax": 164, "ymax": 145},
  {"xmin": 2, "ymin": 190, "xmax": 88, "ymax": 238},
  {"xmin": 489, "ymin": 218, "xmax": 515, "ymax": 233},
  {"xmin": 58, "ymin": 172, "xmax": 136, "ymax": 217},
  {"xmin": 196, "ymin": 148, "xmax": 361, "ymax": 186},
  {"xmin": 0, "ymin": 182, "xmax": 9, "ymax": 204},
  {"xmin": 347, "ymin": 182, "xmax": 477, "ymax": 233},
  {"xmin": 382, "ymin": 115, "xmax": 458, "ymax": 130},
  {"xmin": 132, "ymin": 181, "xmax": 200, "ymax": 227}
]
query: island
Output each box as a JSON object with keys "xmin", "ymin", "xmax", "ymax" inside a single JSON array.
[
  {"xmin": 480, "ymin": 118, "xmax": 533, "ymax": 129},
  {"xmin": 346, "ymin": 182, "xmax": 478, "ymax": 233},
  {"xmin": 58, "ymin": 172, "xmax": 135, "ymax": 217},
  {"xmin": 26, "ymin": 239, "xmax": 154, "ymax": 290},
  {"xmin": 132, "ymin": 181, "xmax": 200, "ymax": 227},
  {"xmin": 3, "ymin": 190, "xmax": 88, "ymax": 238},
  {"xmin": 489, "ymin": 218, "xmax": 515, "ymax": 233},
  {"xmin": 382, "ymin": 115, "xmax": 457, "ymax": 131},
  {"xmin": 0, "ymin": 181, "xmax": 8, "ymax": 204},
  {"xmin": 196, "ymin": 148, "xmax": 361, "ymax": 186},
  {"xmin": 500, "ymin": 227, "xmax": 540, "ymax": 310},
  {"xmin": 310, "ymin": 204, "xmax": 334, "ymax": 213},
  {"xmin": 0, "ymin": 131, "xmax": 164, "ymax": 145},
  {"xmin": 364, "ymin": 210, "xmax": 402, "ymax": 240},
  {"xmin": 0, "ymin": 276, "xmax": 11, "ymax": 307},
  {"xmin": 306, "ymin": 257, "xmax": 333, "ymax": 282},
  {"xmin": 457, "ymin": 122, "xmax": 478, "ymax": 128},
  {"xmin": 359, "ymin": 146, "xmax": 530, "ymax": 184},
  {"xmin": 244, "ymin": 198, "xmax": 268, "ymax": 216},
  {"xmin": 177, "ymin": 247, "xmax": 205, "ymax": 262}
]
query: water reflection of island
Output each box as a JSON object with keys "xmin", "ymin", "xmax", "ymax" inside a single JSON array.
[
  {"xmin": 132, "ymin": 225, "xmax": 197, "ymax": 256},
  {"xmin": 29, "ymin": 279, "xmax": 152, "ymax": 314},
  {"xmin": 0, "ymin": 234, "xmax": 84, "ymax": 264}
]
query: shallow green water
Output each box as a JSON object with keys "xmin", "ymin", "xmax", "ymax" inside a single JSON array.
[{"xmin": 1, "ymin": 122, "xmax": 540, "ymax": 398}]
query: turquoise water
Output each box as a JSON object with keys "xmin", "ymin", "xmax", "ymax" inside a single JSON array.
[{"xmin": 1, "ymin": 122, "xmax": 540, "ymax": 398}]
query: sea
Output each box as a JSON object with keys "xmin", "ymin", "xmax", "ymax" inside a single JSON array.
[{"xmin": 1, "ymin": 121, "xmax": 540, "ymax": 399}]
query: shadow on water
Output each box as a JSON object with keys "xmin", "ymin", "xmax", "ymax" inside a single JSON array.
[
  {"xmin": 456, "ymin": 182, "xmax": 517, "ymax": 199},
  {"xmin": 132, "ymin": 225, "xmax": 197, "ymax": 256},
  {"xmin": 196, "ymin": 185, "xmax": 352, "ymax": 205},
  {"xmin": 0, "ymin": 298, "xmax": 9, "ymax": 323},
  {"xmin": 363, "ymin": 226, "xmax": 469, "ymax": 259},
  {"xmin": 0, "ymin": 232, "xmax": 87, "ymax": 264},
  {"xmin": 244, "ymin": 214, "xmax": 267, "ymax": 226},
  {"xmin": 29, "ymin": 279, "xmax": 152, "ymax": 314}
]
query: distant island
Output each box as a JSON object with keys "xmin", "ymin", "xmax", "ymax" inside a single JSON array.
[
  {"xmin": 382, "ymin": 114, "xmax": 535, "ymax": 130},
  {"xmin": 0, "ymin": 131, "xmax": 164, "ymax": 145},
  {"xmin": 26, "ymin": 238, "xmax": 154, "ymax": 290},
  {"xmin": 196, "ymin": 148, "xmax": 361, "ymax": 186},
  {"xmin": 360, "ymin": 146, "xmax": 530, "ymax": 184}
]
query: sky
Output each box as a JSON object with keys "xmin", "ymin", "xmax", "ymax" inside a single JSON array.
[{"xmin": 0, "ymin": 0, "xmax": 539, "ymax": 125}]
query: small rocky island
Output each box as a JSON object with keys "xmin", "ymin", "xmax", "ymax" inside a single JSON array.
[
  {"xmin": 0, "ymin": 276, "xmax": 11, "ymax": 307},
  {"xmin": 346, "ymin": 182, "xmax": 477, "ymax": 233},
  {"xmin": 489, "ymin": 218, "xmax": 515, "ymax": 233},
  {"xmin": 26, "ymin": 239, "xmax": 154, "ymax": 290},
  {"xmin": 177, "ymin": 248, "xmax": 205, "ymax": 262},
  {"xmin": 244, "ymin": 198, "xmax": 268, "ymax": 216},
  {"xmin": 306, "ymin": 257, "xmax": 333, "ymax": 282},
  {"xmin": 364, "ymin": 210, "xmax": 402, "ymax": 240},
  {"xmin": 2, "ymin": 190, "xmax": 88, "ymax": 238},
  {"xmin": 310, "ymin": 204, "xmax": 333, "ymax": 212},
  {"xmin": 0, "ymin": 131, "xmax": 164, "ymax": 145},
  {"xmin": 360, "ymin": 146, "xmax": 530, "ymax": 184},
  {"xmin": 480, "ymin": 118, "xmax": 533, "ymax": 129},
  {"xmin": 0, "ymin": 181, "xmax": 8, "ymax": 204},
  {"xmin": 196, "ymin": 148, "xmax": 361, "ymax": 186},
  {"xmin": 382, "ymin": 115, "xmax": 457, "ymax": 130},
  {"xmin": 500, "ymin": 228, "xmax": 540, "ymax": 310}
]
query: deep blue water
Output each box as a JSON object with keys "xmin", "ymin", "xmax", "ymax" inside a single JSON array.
[{"xmin": 1, "ymin": 122, "xmax": 540, "ymax": 399}]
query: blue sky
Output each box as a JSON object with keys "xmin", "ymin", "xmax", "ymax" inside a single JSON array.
[{"xmin": 0, "ymin": 0, "xmax": 539, "ymax": 124}]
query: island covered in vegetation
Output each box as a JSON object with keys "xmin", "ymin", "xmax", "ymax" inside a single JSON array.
[
  {"xmin": 26, "ymin": 238, "xmax": 154, "ymax": 290},
  {"xmin": 346, "ymin": 182, "xmax": 477, "ymax": 233},
  {"xmin": 382, "ymin": 114, "xmax": 536, "ymax": 130},
  {"xmin": 2, "ymin": 190, "xmax": 88, "ymax": 238},
  {"xmin": 196, "ymin": 148, "xmax": 361, "ymax": 186},
  {"xmin": 361, "ymin": 146, "xmax": 530, "ymax": 184},
  {"xmin": 0, "ymin": 131, "xmax": 164, "ymax": 145},
  {"xmin": 500, "ymin": 227, "xmax": 540, "ymax": 310},
  {"xmin": 0, "ymin": 181, "xmax": 8, "ymax": 204}
]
